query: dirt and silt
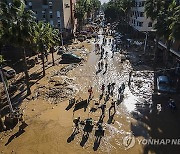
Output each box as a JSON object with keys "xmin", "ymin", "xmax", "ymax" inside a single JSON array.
[{"xmin": 1, "ymin": 29, "xmax": 180, "ymax": 154}]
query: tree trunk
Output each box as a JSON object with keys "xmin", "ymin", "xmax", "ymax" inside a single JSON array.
[
  {"xmin": 51, "ymin": 47, "xmax": 55, "ymax": 66},
  {"xmin": 41, "ymin": 52, "xmax": 45, "ymax": 77},
  {"xmin": 22, "ymin": 48, "xmax": 31, "ymax": 95},
  {"xmin": 79, "ymin": 19, "xmax": 83, "ymax": 31}
]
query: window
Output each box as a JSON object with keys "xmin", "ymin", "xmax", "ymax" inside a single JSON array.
[
  {"xmin": 139, "ymin": 1, "xmax": 145, "ymax": 7},
  {"xmin": 139, "ymin": 22, "xmax": 143, "ymax": 27},
  {"xmin": 58, "ymin": 20, "xmax": 61, "ymax": 27},
  {"xmin": 65, "ymin": 3, "xmax": 70, "ymax": 8},
  {"xmin": 49, "ymin": 1, "xmax": 52, "ymax": 9},
  {"xmin": 49, "ymin": 11, "xmax": 53, "ymax": 18},
  {"xmin": 141, "ymin": 1, "xmax": 145, "ymax": 7},
  {"xmin": 148, "ymin": 22, "xmax": 152, "ymax": 27},
  {"xmin": 42, "ymin": 10, "xmax": 45, "ymax": 18},
  {"xmin": 50, "ymin": 20, "xmax": 53, "ymax": 26},
  {"xmin": 57, "ymin": 11, "xmax": 60, "ymax": 18},
  {"xmin": 140, "ymin": 12, "xmax": 144, "ymax": 17}
]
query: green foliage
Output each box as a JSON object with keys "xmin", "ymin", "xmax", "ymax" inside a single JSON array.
[
  {"xmin": 0, "ymin": 55, "xmax": 6, "ymax": 64},
  {"xmin": 145, "ymin": 0, "xmax": 180, "ymax": 41},
  {"xmin": 104, "ymin": 0, "xmax": 132, "ymax": 22},
  {"xmin": 33, "ymin": 22, "xmax": 60, "ymax": 53},
  {"xmin": 74, "ymin": 0, "xmax": 101, "ymax": 20}
]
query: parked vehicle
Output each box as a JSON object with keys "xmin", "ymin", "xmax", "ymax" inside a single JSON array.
[
  {"xmin": 77, "ymin": 35, "xmax": 86, "ymax": 42},
  {"xmin": 80, "ymin": 31, "xmax": 88, "ymax": 35},
  {"xmin": 61, "ymin": 53, "xmax": 82, "ymax": 63},
  {"xmin": 157, "ymin": 76, "xmax": 176, "ymax": 93},
  {"xmin": 57, "ymin": 47, "xmax": 65, "ymax": 55},
  {"xmin": 2, "ymin": 66, "xmax": 16, "ymax": 79}
]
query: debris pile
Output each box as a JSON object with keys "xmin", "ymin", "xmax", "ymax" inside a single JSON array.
[
  {"xmin": 33, "ymin": 66, "xmax": 79, "ymax": 104},
  {"xmin": 52, "ymin": 64, "xmax": 78, "ymax": 76},
  {"xmin": 131, "ymin": 71, "xmax": 154, "ymax": 103}
]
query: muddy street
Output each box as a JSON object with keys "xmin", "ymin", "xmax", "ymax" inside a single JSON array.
[{"xmin": 1, "ymin": 28, "xmax": 180, "ymax": 154}]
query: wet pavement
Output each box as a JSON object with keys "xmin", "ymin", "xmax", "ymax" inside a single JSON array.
[
  {"xmin": 65, "ymin": 29, "xmax": 151, "ymax": 153},
  {"xmin": 66, "ymin": 28, "xmax": 180, "ymax": 154}
]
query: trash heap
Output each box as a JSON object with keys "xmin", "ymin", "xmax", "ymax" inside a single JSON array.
[
  {"xmin": 131, "ymin": 71, "xmax": 154, "ymax": 104},
  {"xmin": 33, "ymin": 65, "xmax": 79, "ymax": 104},
  {"xmin": 53, "ymin": 64, "xmax": 79, "ymax": 76}
]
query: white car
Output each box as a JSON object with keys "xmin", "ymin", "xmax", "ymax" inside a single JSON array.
[{"xmin": 2, "ymin": 66, "xmax": 16, "ymax": 79}]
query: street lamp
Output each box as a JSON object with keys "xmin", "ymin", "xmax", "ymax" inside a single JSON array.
[{"xmin": 143, "ymin": 31, "xmax": 148, "ymax": 54}]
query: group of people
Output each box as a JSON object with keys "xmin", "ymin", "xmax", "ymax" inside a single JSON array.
[
  {"xmin": 97, "ymin": 60, "xmax": 108, "ymax": 72},
  {"xmin": 69, "ymin": 26, "xmax": 127, "ymax": 149}
]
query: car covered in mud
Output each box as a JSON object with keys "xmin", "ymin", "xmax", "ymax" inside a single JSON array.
[
  {"xmin": 157, "ymin": 76, "xmax": 176, "ymax": 93},
  {"xmin": 2, "ymin": 66, "xmax": 16, "ymax": 79},
  {"xmin": 61, "ymin": 53, "xmax": 82, "ymax": 63}
]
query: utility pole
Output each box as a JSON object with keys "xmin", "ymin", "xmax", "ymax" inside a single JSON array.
[{"xmin": 0, "ymin": 67, "xmax": 14, "ymax": 113}]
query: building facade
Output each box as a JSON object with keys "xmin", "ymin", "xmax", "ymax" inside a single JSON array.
[
  {"xmin": 129, "ymin": 0, "xmax": 153, "ymax": 32},
  {"xmin": 25, "ymin": 0, "xmax": 76, "ymax": 35}
]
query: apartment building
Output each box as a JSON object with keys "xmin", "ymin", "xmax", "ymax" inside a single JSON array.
[
  {"xmin": 129, "ymin": 0, "xmax": 153, "ymax": 32},
  {"xmin": 25, "ymin": 0, "xmax": 76, "ymax": 35}
]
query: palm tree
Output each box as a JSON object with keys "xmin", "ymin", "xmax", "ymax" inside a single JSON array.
[
  {"xmin": 145, "ymin": 0, "xmax": 179, "ymax": 67},
  {"xmin": 0, "ymin": 0, "xmax": 35, "ymax": 95},
  {"xmin": 74, "ymin": 0, "xmax": 86, "ymax": 31},
  {"xmin": 169, "ymin": 1, "xmax": 180, "ymax": 41},
  {"xmin": 145, "ymin": 0, "xmax": 164, "ymax": 64},
  {"xmin": 34, "ymin": 22, "xmax": 54, "ymax": 76},
  {"xmin": 50, "ymin": 28, "xmax": 61, "ymax": 66},
  {"xmin": 85, "ymin": 0, "xmax": 92, "ymax": 19},
  {"xmin": 91, "ymin": 0, "xmax": 101, "ymax": 19}
]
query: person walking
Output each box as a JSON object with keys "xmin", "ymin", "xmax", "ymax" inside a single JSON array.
[
  {"xmin": 109, "ymin": 38, "xmax": 111, "ymax": 45},
  {"xmin": 118, "ymin": 86, "xmax": 122, "ymax": 100},
  {"xmin": 105, "ymin": 62, "xmax": 108, "ymax": 72},
  {"xmin": 105, "ymin": 51, "xmax": 108, "ymax": 58},
  {"xmin": 88, "ymin": 87, "xmax": 93, "ymax": 100},
  {"xmin": 98, "ymin": 61, "xmax": 101, "ymax": 70},
  {"xmin": 101, "ymin": 60, "xmax": 104, "ymax": 70},
  {"xmin": 99, "ymin": 104, "xmax": 106, "ymax": 117},
  {"xmin": 101, "ymin": 44, "xmax": 103, "ymax": 51},
  {"xmin": 101, "ymin": 84, "xmax": 105, "ymax": 93},
  {"xmin": 128, "ymin": 71, "xmax": 132, "ymax": 88},
  {"xmin": 109, "ymin": 99, "xmax": 116, "ymax": 117},
  {"xmin": 107, "ymin": 83, "xmax": 111, "ymax": 94},
  {"xmin": 121, "ymin": 83, "xmax": 125, "ymax": 93},
  {"xmin": 73, "ymin": 117, "xmax": 80, "ymax": 133},
  {"xmin": 111, "ymin": 83, "xmax": 115, "ymax": 96}
]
